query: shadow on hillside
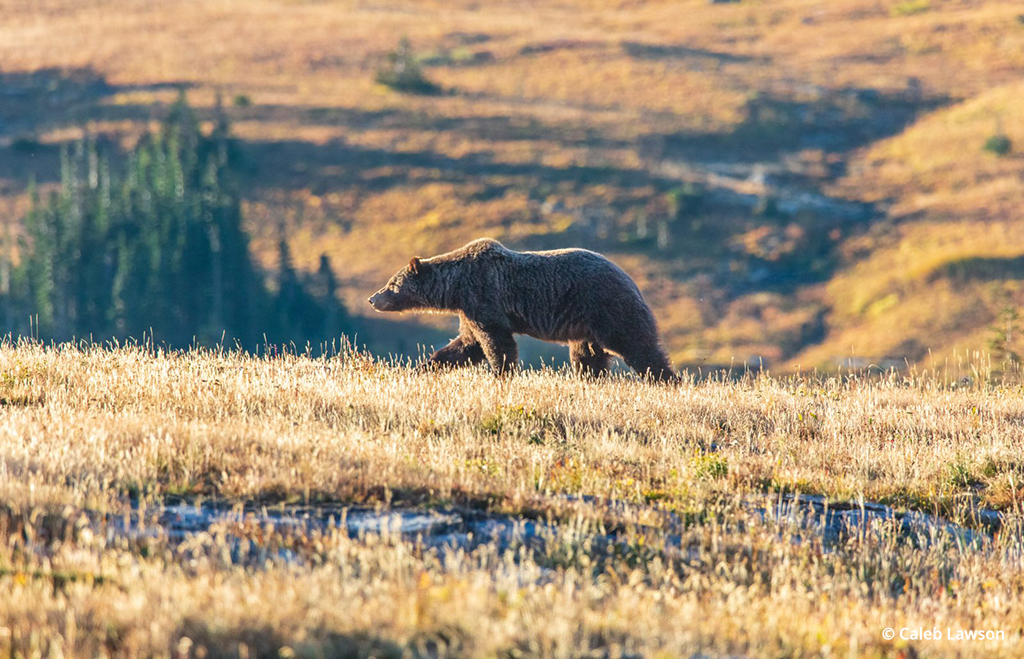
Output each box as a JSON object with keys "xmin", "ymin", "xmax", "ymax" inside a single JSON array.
[
  {"xmin": 0, "ymin": 67, "xmax": 194, "ymax": 185},
  {"xmin": 241, "ymin": 136, "xmax": 680, "ymax": 194},
  {"xmin": 0, "ymin": 68, "xmax": 662, "ymax": 192},
  {"xmin": 0, "ymin": 68, "xmax": 194, "ymax": 135},
  {"xmin": 3, "ymin": 68, "xmax": 939, "ymax": 212},
  {"xmin": 2, "ymin": 67, "xmax": 947, "ymax": 189},
  {"xmin": 235, "ymin": 103, "xmax": 635, "ymax": 149},
  {"xmin": 641, "ymin": 86, "xmax": 948, "ymax": 176},
  {"xmin": 928, "ymin": 255, "xmax": 1024, "ymax": 284},
  {"xmin": 622, "ymin": 41, "xmax": 769, "ymax": 65}
]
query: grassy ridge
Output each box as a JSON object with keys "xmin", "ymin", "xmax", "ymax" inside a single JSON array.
[
  {"xmin": 0, "ymin": 345, "xmax": 1022, "ymax": 655},
  {"xmin": 1, "ymin": 343, "xmax": 1022, "ymax": 514}
]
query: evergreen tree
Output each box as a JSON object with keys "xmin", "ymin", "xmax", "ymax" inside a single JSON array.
[
  {"xmin": 21, "ymin": 178, "xmax": 55, "ymax": 337},
  {"xmin": 10, "ymin": 95, "xmax": 349, "ymax": 352},
  {"xmin": 317, "ymin": 253, "xmax": 344, "ymax": 342}
]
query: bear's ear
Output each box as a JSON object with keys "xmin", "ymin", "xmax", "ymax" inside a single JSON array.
[{"xmin": 409, "ymin": 257, "xmax": 422, "ymax": 274}]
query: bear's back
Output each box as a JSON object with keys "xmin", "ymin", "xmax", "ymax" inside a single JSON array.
[{"xmin": 517, "ymin": 246, "xmax": 632, "ymax": 285}]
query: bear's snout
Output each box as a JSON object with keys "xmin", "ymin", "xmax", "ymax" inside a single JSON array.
[{"xmin": 368, "ymin": 289, "xmax": 394, "ymax": 312}]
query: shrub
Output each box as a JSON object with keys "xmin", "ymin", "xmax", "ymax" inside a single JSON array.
[
  {"xmin": 892, "ymin": 0, "xmax": 930, "ymax": 16},
  {"xmin": 983, "ymin": 133, "xmax": 1012, "ymax": 156},
  {"xmin": 691, "ymin": 452, "xmax": 728, "ymax": 480},
  {"xmin": 944, "ymin": 460, "xmax": 979, "ymax": 489},
  {"xmin": 987, "ymin": 306, "xmax": 1020, "ymax": 380},
  {"xmin": 232, "ymin": 94, "xmax": 252, "ymax": 107},
  {"xmin": 375, "ymin": 38, "xmax": 442, "ymax": 95},
  {"xmin": 665, "ymin": 183, "xmax": 705, "ymax": 220}
]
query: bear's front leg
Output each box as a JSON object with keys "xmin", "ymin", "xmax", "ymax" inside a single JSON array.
[
  {"xmin": 423, "ymin": 335, "xmax": 486, "ymax": 370},
  {"xmin": 569, "ymin": 340, "xmax": 610, "ymax": 377},
  {"xmin": 473, "ymin": 324, "xmax": 518, "ymax": 376}
]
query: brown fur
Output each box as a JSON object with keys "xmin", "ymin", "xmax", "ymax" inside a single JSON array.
[{"xmin": 368, "ymin": 238, "xmax": 677, "ymax": 381}]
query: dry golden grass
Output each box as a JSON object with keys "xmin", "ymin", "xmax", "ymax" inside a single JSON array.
[
  {"xmin": 4, "ymin": 342, "xmax": 1024, "ymax": 513},
  {"xmin": 0, "ymin": 343, "xmax": 1023, "ymax": 656}
]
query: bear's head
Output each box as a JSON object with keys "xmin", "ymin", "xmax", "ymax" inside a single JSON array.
[{"xmin": 368, "ymin": 257, "xmax": 433, "ymax": 312}]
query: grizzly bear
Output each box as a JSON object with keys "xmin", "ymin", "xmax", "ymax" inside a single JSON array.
[{"xmin": 368, "ymin": 238, "xmax": 677, "ymax": 381}]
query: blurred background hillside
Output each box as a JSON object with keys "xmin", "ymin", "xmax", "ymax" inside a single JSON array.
[{"xmin": 1, "ymin": 0, "xmax": 1023, "ymax": 371}]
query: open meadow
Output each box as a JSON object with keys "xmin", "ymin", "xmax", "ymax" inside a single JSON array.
[{"xmin": 0, "ymin": 343, "xmax": 1022, "ymax": 656}]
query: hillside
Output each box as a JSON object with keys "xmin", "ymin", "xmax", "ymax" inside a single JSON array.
[
  {"xmin": 791, "ymin": 78, "xmax": 1024, "ymax": 370},
  {"xmin": 0, "ymin": 345, "xmax": 1022, "ymax": 655},
  {"xmin": 2, "ymin": 0, "xmax": 1024, "ymax": 367}
]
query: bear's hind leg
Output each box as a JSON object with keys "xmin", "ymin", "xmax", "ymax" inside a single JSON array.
[
  {"xmin": 569, "ymin": 341, "xmax": 610, "ymax": 377},
  {"xmin": 603, "ymin": 336, "xmax": 677, "ymax": 383},
  {"xmin": 424, "ymin": 335, "xmax": 486, "ymax": 370},
  {"xmin": 621, "ymin": 344, "xmax": 677, "ymax": 382}
]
